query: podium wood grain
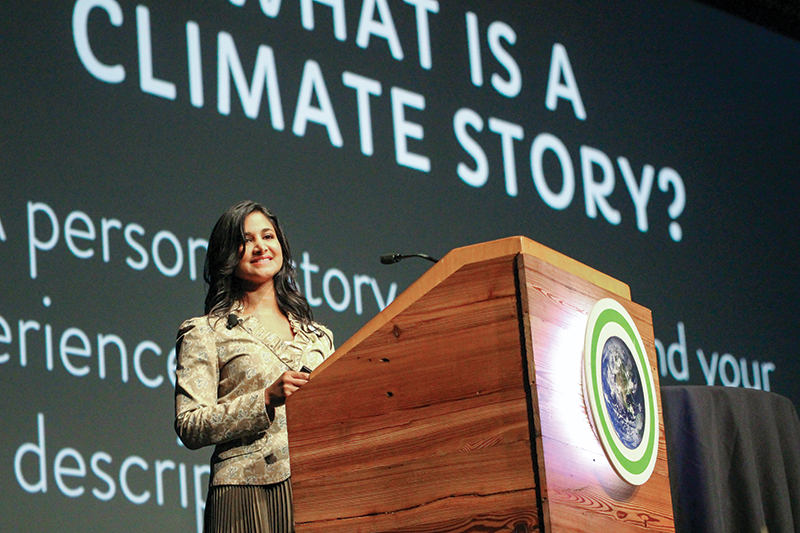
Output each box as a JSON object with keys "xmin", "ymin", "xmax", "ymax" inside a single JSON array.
[
  {"xmin": 517, "ymin": 253, "xmax": 674, "ymax": 532},
  {"xmin": 287, "ymin": 237, "xmax": 674, "ymax": 533}
]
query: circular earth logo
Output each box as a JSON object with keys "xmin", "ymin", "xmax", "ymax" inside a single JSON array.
[{"xmin": 583, "ymin": 298, "xmax": 659, "ymax": 485}]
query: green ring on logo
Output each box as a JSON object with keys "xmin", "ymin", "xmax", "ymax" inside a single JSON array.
[{"xmin": 584, "ymin": 299, "xmax": 659, "ymax": 485}]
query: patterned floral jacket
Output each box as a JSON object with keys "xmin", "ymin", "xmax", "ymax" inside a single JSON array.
[{"xmin": 174, "ymin": 310, "xmax": 334, "ymax": 485}]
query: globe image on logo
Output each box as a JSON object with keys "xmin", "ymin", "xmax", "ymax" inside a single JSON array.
[{"xmin": 601, "ymin": 335, "xmax": 646, "ymax": 450}]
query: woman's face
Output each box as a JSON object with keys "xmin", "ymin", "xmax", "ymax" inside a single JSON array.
[{"xmin": 234, "ymin": 211, "xmax": 284, "ymax": 288}]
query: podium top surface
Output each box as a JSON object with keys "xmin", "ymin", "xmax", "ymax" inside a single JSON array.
[
  {"xmin": 314, "ymin": 236, "xmax": 630, "ymax": 375},
  {"xmin": 444, "ymin": 236, "xmax": 630, "ymax": 298}
]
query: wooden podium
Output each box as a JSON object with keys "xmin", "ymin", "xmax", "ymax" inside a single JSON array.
[{"xmin": 286, "ymin": 237, "xmax": 674, "ymax": 532}]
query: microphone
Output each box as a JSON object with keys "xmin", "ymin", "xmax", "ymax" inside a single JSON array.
[
  {"xmin": 380, "ymin": 253, "xmax": 403, "ymax": 264},
  {"xmin": 380, "ymin": 253, "xmax": 439, "ymax": 265},
  {"xmin": 226, "ymin": 314, "xmax": 241, "ymax": 330}
]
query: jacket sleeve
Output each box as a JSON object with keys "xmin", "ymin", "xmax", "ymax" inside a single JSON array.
[
  {"xmin": 313, "ymin": 322, "xmax": 336, "ymax": 360},
  {"xmin": 173, "ymin": 318, "xmax": 272, "ymax": 450}
]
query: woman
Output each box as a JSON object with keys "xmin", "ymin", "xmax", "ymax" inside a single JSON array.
[{"xmin": 174, "ymin": 200, "xmax": 334, "ymax": 533}]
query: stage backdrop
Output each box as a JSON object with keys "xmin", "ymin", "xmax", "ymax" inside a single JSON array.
[{"xmin": 1, "ymin": 0, "xmax": 798, "ymax": 531}]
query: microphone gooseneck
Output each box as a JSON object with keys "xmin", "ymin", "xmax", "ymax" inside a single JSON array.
[{"xmin": 379, "ymin": 253, "xmax": 439, "ymax": 265}]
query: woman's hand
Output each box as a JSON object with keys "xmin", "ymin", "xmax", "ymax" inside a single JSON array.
[{"xmin": 264, "ymin": 371, "xmax": 310, "ymax": 409}]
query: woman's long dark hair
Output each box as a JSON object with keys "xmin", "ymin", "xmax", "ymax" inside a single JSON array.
[{"xmin": 203, "ymin": 200, "xmax": 313, "ymax": 327}]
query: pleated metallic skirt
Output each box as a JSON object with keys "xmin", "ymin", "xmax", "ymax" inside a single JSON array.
[{"xmin": 204, "ymin": 479, "xmax": 294, "ymax": 533}]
